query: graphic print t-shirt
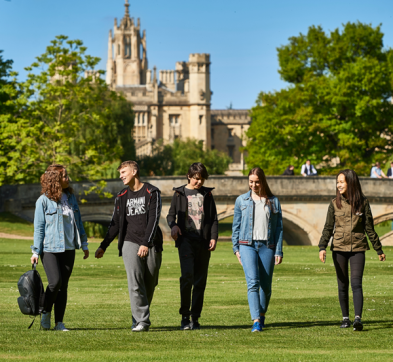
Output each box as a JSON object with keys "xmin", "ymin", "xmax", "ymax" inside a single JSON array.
[
  {"xmin": 125, "ymin": 184, "xmax": 149, "ymax": 247},
  {"xmin": 184, "ymin": 187, "xmax": 204, "ymax": 240}
]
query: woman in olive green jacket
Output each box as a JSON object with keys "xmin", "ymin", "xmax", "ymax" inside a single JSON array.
[{"xmin": 319, "ymin": 169, "xmax": 386, "ymax": 331}]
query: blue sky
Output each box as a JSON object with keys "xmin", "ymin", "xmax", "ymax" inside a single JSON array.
[{"xmin": 1, "ymin": 0, "xmax": 393, "ymax": 109}]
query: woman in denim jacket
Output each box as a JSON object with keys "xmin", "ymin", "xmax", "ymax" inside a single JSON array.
[
  {"xmin": 232, "ymin": 167, "xmax": 283, "ymax": 332},
  {"xmin": 30, "ymin": 164, "xmax": 89, "ymax": 331}
]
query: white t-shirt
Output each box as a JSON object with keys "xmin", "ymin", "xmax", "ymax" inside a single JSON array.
[
  {"xmin": 61, "ymin": 193, "xmax": 75, "ymax": 250},
  {"xmin": 253, "ymin": 197, "xmax": 270, "ymax": 241}
]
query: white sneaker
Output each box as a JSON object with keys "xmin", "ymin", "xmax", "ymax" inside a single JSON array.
[
  {"xmin": 41, "ymin": 312, "xmax": 51, "ymax": 330},
  {"xmin": 132, "ymin": 324, "xmax": 149, "ymax": 332},
  {"xmin": 54, "ymin": 322, "xmax": 69, "ymax": 331}
]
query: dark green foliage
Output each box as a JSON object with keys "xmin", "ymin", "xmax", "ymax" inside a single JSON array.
[
  {"xmin": 138, "ymin": 138, "xmax": 232, "ymax": 176},
  {"xmin": 82, "ymin": 221, "xmax": 107, "ymax": 239},
  {"xmin": 246, "ymin": 22, "xmax": 393, "ymax": 175}
]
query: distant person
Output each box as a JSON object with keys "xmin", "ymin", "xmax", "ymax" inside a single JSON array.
[
  {"xmin": 232, "ymin": 167, "xmax": 283, "ymax": 332},
  {"xmin": 385, "ymin": 161, "xmax": 393, "ymax": 178},
  {"xmin": 370, "ymin": 162, "xmax": 387, "ymax": 178},
  {"xmin": 95, "ymin": 161, "xmax": 163, "ymax": 332},
  {"xmin": 167, "ymin": 162, "xmax": 218, "ymax": 330},
  {"xmin": 301, "ymin": 160, "xmax": 317, "ymax": 176},
  {"xmin": 319, "ymin": 169, "xmax": 386, "ymax": 331},
  {"xmin": 31, "ymin": 164, "xmax": 89, "ymax": 331},
  {"xmin": 282, "ymin": 165, "xmax": 294, "ymax": 175}
]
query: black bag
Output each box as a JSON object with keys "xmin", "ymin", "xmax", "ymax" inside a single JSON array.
[{"xmin": 17, "ymin": 263, "xmax": 45, "ymax": 328}]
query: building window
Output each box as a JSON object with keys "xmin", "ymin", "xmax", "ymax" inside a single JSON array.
[
  {"xmin": 169, "ymin": 115, "xmax": 179, "ymax": 125},
  {"xmin": 142, "ymin": 113, "xmax": 145, "ymax": 125},
  {"xmin": 212, "ymin": 145, "xmax": 215, "ymax": 150},
  {"xmin": 199, "ymin": 115, "xmax": 203, "ymax": 125},
  {"xmin": 228, "ymin": 128, "xmax": 233, "ymax": 138},
  {"xmin": 211, "ymin": 128, "xmax": 215, "ymax": 141},
  {"xmin": 228, "ymin": 146, "xmax": 234, "ymax": 160},
  {"xmin": 137, "ymin": 113, "xmax": 140, "ymax": 125}
]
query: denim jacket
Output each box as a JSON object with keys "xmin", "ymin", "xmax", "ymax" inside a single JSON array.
[
  {"xmin": 232, "ymin": 191, "xmax": 283, "ymax": 257},
  {"xmin": 31, "ymin": 192, "xmax": 88, "ymax": 255}
]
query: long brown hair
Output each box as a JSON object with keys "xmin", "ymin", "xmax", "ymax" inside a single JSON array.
[
  {"xmin": 248, "ymin": 167, "xmax": 274, "ymax": 209},
  {"xmin": 40, "ymin": 164, "xmax": 73, "ymax": 202},
  {"xmin": 336, "ymin": 169, "xmax": 365, "ymax": 214}
]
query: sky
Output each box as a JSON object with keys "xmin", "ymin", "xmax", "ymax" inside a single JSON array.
[{"xmin": 1, "ymin": 0, "xmax": 393, "ymax": 109}]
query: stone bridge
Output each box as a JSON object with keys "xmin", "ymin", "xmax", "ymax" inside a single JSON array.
[{"xmin": 1, "ymin": 176, "xmax": 393, "ymax": 245}]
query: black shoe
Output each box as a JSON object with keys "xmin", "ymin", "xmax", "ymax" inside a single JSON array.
[
  {"xmin": 340, "ymin": 319, "xmax": 351, "ymax": 328},
  {"xmin": 180, "ymin": 317, "xmax": 191, "ymax": 330},
  {"xmin": 191, "ymin": 319, "xmax": 200, "ymax": 330},
  {"xmin": 353, "ymin": 317, "xmax": 363, "ymax": 331}
]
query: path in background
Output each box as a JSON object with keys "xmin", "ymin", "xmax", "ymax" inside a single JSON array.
[{"xmin": 0, "ymin": 233, "xmax": 33, "ymax": 240}]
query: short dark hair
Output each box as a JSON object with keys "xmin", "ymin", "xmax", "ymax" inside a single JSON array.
[
  {"xmin": 117, "ymin": 160, "xmax": 140, "ymax": 178},
  {"xmin": 187, "ymin": 162, "xmax": 209, "ymax": 183}
]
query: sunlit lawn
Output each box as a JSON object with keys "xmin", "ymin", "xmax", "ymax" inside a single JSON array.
[{"xmin": 0, "ymin": 237, "xmax": 392, "ymax": 362}]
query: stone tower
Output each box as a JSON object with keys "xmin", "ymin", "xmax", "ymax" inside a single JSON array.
[{"xmin": 106, "ymin": 0, "xmax": 148, "ymax": 87}]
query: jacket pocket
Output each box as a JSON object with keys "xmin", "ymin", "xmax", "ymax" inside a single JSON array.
[
  {"xmin": 333, "ymin": 232, "xmax": 344, "ymax": 240},
  {"xmin": 45, "ymin": 208, "xmax": 57, "ymax": 225}
]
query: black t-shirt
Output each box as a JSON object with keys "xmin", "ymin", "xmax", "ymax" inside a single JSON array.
[
  {"xmin": 184, "ymin": 187, "xmax": 204, "ymax": 240},
  {"xmin": 125, "ymin": 184, "xmax": 151, "ymax": 247}
]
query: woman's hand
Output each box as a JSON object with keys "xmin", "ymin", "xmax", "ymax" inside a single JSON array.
[
  {"xmin": 171, "ymin": 225, "xmax": 182, "ymax": 241},
  {"xmin": 319, "ymin": 250, "xmax": 326, "ymax": 263},
  {"xmin": 275, "ymin": 256, "xmax": 282, "ymax": 265},
  {"xmin": 30, "ymin": 255, "xmax": 39, "ymax": 265},
  {"xmin": 235, "ymin": 251, "xmax": 242, "ymax": 266},
  {"xmin": 83, "ymin": 249, "xmax": 89, "ymax": 260},
  {"xmin": 379, "ymin": 253, "xmax": 386, "ymax": 262}
]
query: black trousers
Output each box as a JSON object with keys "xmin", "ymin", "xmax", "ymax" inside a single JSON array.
[
  {"xmin": 332, "ymin": 251, "xmax": 365, "ymax": 318},
  {"xmin": 41, "ymin": 250, "xmax": 75, "ymax": 323},
  {"xmin": 178, "ymin": 237, "xmax": 211, "ymax": 319}
]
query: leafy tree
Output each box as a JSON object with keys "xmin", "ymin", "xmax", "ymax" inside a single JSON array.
[
  {"xmin": 138, "ymin": 138, "xmax": 231, "ymax": 176},
  {"xmin": 246, "ymin": 22, "xmax": 393, "ymax": 175},
  {"xmin": 0, "ymin": 36, "xmax": 134, "ymax": 191}
]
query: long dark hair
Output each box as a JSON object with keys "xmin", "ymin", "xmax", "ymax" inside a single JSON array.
[
  {"xmin": 248, "ymin": 167, "xmax": 274, "ymax": 209},
  {"xmin": 336, "ymin": 169, "xmax": 365, "ymax": 214}
]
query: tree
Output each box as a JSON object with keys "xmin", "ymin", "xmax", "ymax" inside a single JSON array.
[
  {"xmin": 0, "ymin": 36, "xmax": 134, "ymax": 190},
  {"xmin": 246, "ymin": 22, "xmax": 393, "ymax": 175},
  {"xmin": 137, "ymin": 138, "xmax": 232, "ymax": 176}
]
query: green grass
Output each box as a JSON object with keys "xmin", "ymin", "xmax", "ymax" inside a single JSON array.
[
  {"xmin": 0, "ymin": 239, "xmax": 392, "ymax": 361},
  {"xmin": 0, "ymin": 212, "xmax": 34, "ymax": 237}
]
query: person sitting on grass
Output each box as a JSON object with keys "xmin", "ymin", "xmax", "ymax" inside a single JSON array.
[
  {"xmin": 319, "ymin": 169, "xmax": 386, "ymax": 331},
  {"xmin": 167, "ymin": 162, "xmax": 218, "ymax": 330},
  {"xmin": 31, "ymin": 164, "xmax": 89, "ymax": 331},
  {"xmin": 232, "ymin": 167, "xmax": 283, "ymax": 332},
  {"xmin": 95, "ymin": 161, "xmax": 163, "ymax": 332}
]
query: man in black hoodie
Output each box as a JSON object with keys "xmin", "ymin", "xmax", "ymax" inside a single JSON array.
[
  {"xmin": 167, "ymin": 162, "xmax": 218, "ymax": 330},
  {"xmin": 95, "ymin": 161, "xmax": 162, "ymax": 332}
]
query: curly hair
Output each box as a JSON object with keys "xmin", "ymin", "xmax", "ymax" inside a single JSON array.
[{"xmin": 40, "ymin": 164, "xmax": 73, "ymax": 202}]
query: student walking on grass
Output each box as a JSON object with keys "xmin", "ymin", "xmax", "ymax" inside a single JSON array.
[
  {"xmin": 31, "ymin": 164, "xmax": 89, "ymax": 331},
  {"xmin": 319, "ymin": 169, "xmax": 386, "ymax": 331},
  {"xmin": 167, "ymin": 162, "xmax": 218, "ymax": 330},
  {"xmin": 232, "ymin": 167, "xmax": 283, "ymax": 332},
  {"xmin": 95, "ymin": 161, "xmax": 163, "ymax": 332}
]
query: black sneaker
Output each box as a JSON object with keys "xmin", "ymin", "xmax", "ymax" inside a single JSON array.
[
  {"xmin": 180, "ymin": 317, "xmax": 191, "ymax": 330},
  {"xmin": 340, "ymin": 319, "xmax": 351, "ymax": 328},
  {"xmin": 191, "ymin": 319, "xmax": 200, "ymax": 330},
  {"xmin": 353, "ymin": 317, "xmax": 363, "ymax": 331}
]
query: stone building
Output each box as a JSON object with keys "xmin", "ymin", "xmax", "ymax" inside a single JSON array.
[{"xmin": 106, "ymin": 1, "xmax": 250, "ymax": 173}]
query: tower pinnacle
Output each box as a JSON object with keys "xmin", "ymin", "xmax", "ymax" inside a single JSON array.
[{"xmin": 124, "ymin": 0, "xmax": 130, "ymax": 18}]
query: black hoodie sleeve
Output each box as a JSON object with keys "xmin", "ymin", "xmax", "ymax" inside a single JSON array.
[
  {"xmin": 142, "ymin": 191, "xmax": 161, "ymax": 247},
  {"xmin": 99, "ymin": 197, "xmax": 120, "ymax": 251},
  {"xmin": 167, "ymin": 192, "xmax": 178, "ymax": 229},
  {"xmin": 210, "ymin": 194, "xmax": 219, "ymax": 241}
]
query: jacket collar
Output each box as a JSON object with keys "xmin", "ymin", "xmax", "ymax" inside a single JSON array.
[{"xmin": 173, "ymin": 184, "xmax": 214, "ymax": 196}]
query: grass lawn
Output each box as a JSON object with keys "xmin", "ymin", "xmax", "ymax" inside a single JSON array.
[
  {"xmin": 0, "ymin": 212, "xmax": 34, "ymax": 237},
  {"xmin": 0, "ymin": 238, "xmax": 392, "ymax": 361}
]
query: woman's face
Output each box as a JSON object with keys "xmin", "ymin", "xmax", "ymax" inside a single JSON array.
[
  {"xmin": 337, "ymin": 174, "xmax": 347, "ymax": 196},
  {"xmin": 60, "ymin": 169, "xmax": 70, "ymax": 189},
  {"xmin": 249, "ymin": 174, "xmax": 261, "ymax": 195}
]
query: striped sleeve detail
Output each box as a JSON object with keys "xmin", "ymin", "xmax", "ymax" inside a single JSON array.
[{"xmin": 147, "ymin": 192, "xmax": 161, "ymax": 244}]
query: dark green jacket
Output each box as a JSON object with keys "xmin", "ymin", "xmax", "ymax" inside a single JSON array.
[{"xmin": 319, "ymin": 197, "xmax": 383, "ymax": 255}]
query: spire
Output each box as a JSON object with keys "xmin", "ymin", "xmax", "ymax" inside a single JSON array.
[{"xmin": 124, "ymin": 0, "xmax": 130, "ymax": 18}]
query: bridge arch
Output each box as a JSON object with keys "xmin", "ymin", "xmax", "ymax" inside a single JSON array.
[{"xmin": 373, "ymin": 212, "xmax": 393, "ymax": 225}]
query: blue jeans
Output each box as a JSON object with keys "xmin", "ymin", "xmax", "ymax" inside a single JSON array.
[{"xmin": 240, "ymin": 241, "xmax": 275, "ymax": 320}]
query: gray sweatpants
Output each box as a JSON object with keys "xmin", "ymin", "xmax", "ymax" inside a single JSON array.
[{"xmin": 122, "ymin": 241, "xmax": 162, "ymax": 327}]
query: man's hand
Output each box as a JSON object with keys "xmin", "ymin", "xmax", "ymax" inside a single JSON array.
[
  {"xmin": 171, "ymin": 225, "xmax": 182, "ymax": 241},
  {"xmin": 83, "ymin": 249, "xmax": 89, "ymax": 260},
  {"xmin": 235, "ymin": 251, "xmax": 242, "ymax": 266},
  {"xmin": 275, "ymin": 256, "xmax": 283, "ymax": 265},
  {"xmin": 379, "ymin": 253, "xmax": 386, "ymax": 262},
  {"xmin": 95, "ymin": 248, "xmax": 105, "ymax": 259},
  {"xmin": 208, "ymin": 239, "xmax": 217, "ymax": 251},
  {"xmin": 137, "ymin": 245, "xmax": 149, "ymax": 258},
  {"xmin": 30, "ymin": 255, "xmax": 39, "ymax": 265},
  {"xmin": 319, "ymin": 250, "xmax": 326, "ymax": 263}
]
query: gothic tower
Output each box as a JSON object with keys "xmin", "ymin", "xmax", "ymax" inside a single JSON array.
[{"xmin": 106, "ymin": 0, "xmax": 148, "ymax": 87}]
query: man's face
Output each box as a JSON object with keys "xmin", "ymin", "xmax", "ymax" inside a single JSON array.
[
  {"xmin": 119, "ymin": 166, "xmax": 136, "ymax": 185},
  {"xmin": 188, "ymin": 174, "xmax": 205, "ymax": 189},
  {"xmin": 306, "ymin": 160, "xmax": 311, "ymax": 166}
]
